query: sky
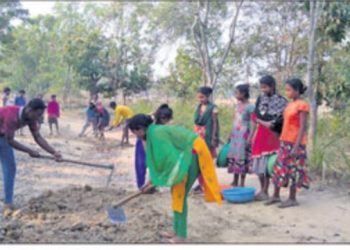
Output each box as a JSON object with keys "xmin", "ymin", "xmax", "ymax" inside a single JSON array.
[
  {"xmin": 21, "ymin": 1, "xmax": 55, "ymax": 17},
  {"xmin": 18, "ymin": 1, "xmax": 254, "ymax": 81},
  {"xmin": 20, "ymin": 1, "xmax": 176, "ymax": 78}
]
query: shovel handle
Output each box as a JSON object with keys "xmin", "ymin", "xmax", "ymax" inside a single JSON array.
[
  {"xmin": 40, "ymin": 155, "xmax": 114, "ymax": 170},
  {"xmin": 113, "ymin": 185, "xmax": 155, "ymax": 208}
]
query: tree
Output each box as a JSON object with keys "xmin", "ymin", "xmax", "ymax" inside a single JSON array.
[
  {"xmin": 0, "ymin": 14, "xmax": 70, "ymax": 96},
  {"xmin": 191, "ymin": 0, "xmax": 244, "ymax": 89},
  {"xmin": 0, "ymin": 0, "xmax": 28, "ymax": 46},
  {"xmin": 72, "ymin": 32, "xmax": 108, "ymax": 98},
  {"xmin": 158, "ymin": 48, "xmax": 203, "ymax": 100},
  {"xmin": 307, "ymin": 0, "xmax": 323, "ymax": 146},
  {"xmin": 92, "ymin": 2, "xmax": 157, "ymax": 100},
  {"xmin": 149, "ymin": 1, "xmax": 244, "ymax": 93},
  {"xmin": 0, "ymin": 0, "xmax": 28, "ymax": 78},
  {"xmin": 120, "ymin": 66, "xmax": 150, "ymax": 104},
  {"xmin": 311, "ymin": 1, "xmax": 350, "ymax": 110}
]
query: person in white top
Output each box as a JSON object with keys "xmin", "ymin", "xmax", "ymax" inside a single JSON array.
[{"xmin": 2, "ymin": 87, "xmax": 12, "ymax": 107}]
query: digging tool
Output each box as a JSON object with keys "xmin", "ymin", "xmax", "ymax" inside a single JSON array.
[
  {"xmin": 107, "ymin": 184, "xmax": 155, "ymax": 225},
  {"xmin": 39, "ymin": 155, "xmax": 115, "ymax": 187}
]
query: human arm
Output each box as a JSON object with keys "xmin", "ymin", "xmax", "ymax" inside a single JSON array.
[
  {"xmin": 30, "ymin": 126, "xmax": 62, "ymax": 160},
  {"xmin": 247, "ymin": 107, "xmax": 257, "ymax": 145},
  {"xmin": 290, "ymin": 111, "xmax": 308, "ymax": 157},
  {"xmin": 109, "ymin": 108, "xmax": 123, "ymax": 130},
  {"xmin": 7, "ymin": 132, "xmax": 40, "ymax": 157},
  {"xmin": 256, "ymin": 118, "xmax": 273, "ymax": 129},
  {"xmin": 57, "ymin": 103, "xmax": 60, "ymax": 118},
  {"xmin": 247, "ymin": 119, "xmax": 257, "ymax": 146},
  {"xmin": 211, "ymin": 109, "xmax": 219, "ymax": 148}
]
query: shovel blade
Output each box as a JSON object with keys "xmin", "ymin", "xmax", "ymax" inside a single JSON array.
[{"xmin": 107, "ymin": 206, "xmax": 127, "ymax": 224}]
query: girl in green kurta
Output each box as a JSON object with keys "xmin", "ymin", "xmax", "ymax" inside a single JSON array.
[
  {"xmin": 128, "ymin": 114, "xmax": 222, "ymax": 243},
  {"xmin": 193, "ymin": 86, "xmax": 219, "ymax": 193}
]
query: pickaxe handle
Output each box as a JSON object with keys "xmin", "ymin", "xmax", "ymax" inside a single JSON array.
[{"xmin": 39, "ymin": 155, "xmax": 114, "ymax": 170}]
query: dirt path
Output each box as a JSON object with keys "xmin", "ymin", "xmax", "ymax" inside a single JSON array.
[{"xmin": 0, "ymin": 111, "xmax": 350, "ymax": 243}]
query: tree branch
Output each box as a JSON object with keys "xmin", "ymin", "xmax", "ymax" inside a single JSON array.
[
  {"xmin": 212, "ymin": 0, "xmax": 244, "ymax": 89},
  {"xmin": 192, "ymin": 2, "xmax": 209, "ymax": 84},
  {"xmin": 197, "ymin": 0, "xmax": 212, "ymax": 85}
]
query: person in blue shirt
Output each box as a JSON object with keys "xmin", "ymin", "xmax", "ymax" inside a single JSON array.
[
  {"xmin": 14, "ymin": 90, "xmax": 27, "ymax": 136},
  {"xmin": 14, "ymin": 90, "xmax": 27, "ymax": 107},
  {"xmin": 79, "ymin": 102, "xmax": 98, "ymax": 137}
]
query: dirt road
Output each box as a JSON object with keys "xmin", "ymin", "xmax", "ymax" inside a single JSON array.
[{"xmin": 0, "ymin": 111, "xmax": 349, "ymax": 243}]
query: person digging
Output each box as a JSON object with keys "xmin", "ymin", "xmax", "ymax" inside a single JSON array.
[{"xmin": 0, "ymin": 98, "xmax": 62, "ymax": 216}]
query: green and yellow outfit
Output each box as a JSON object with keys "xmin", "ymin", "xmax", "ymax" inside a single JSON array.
[{"xmin": 146, "ymin": 124, "xmax": 222, "ymax": 238}]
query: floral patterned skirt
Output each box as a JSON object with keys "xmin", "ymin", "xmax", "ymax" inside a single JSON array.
[
  {"xmin": 227, "ymin": 146, "xmax": 252, "ymax": 175},
  {"xmin": 272, "ymin": 141, "xmax": 310, "ymax": 189}
]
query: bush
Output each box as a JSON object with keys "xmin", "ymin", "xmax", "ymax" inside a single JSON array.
[{"xmin": 309, "ymin": 109, "xmax": 350, "ymax": 180}]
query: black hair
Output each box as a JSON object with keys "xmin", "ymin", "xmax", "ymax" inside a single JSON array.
[
  {"xmin": 51, "ymin": 94, "xmax": 56, "ymax": 99},
  {"xmin": 235, "ymin": 84, "xmax": 250, "ymax": 99},
  {"xmin": 259, "ymin": 75, "xmax": 276, "ymax": 90},
  {"xmin": 285, "ymin": 78, "xmax": 307, "ymax": 95},
  {"xmin": 4, "ymin": 87, "xmax": 11, "ymax": 93},
  {"xmin": 89, "ymin": 102, "xmax": 96, "ymax": 109},
  {"xmin": 198, "ymin": 86, "xmax": 213, "ymax": 98},
  {"xmin": 19, "ymin": 90, "xmax": 25, "ymax": 94},
  {"xmin": 109, "ymin": 101, "xmax": 117, "ymax": 108},
  {"xmin": 128, "ymin": 114, "xmax": 154, "ymax": 131},
  {"xmin": 27, "ymin": 98, "xmax": 47, "ymax": 110},
  {"xmin": 154, "ymin": 104, "xmax": 173, "ymax": 124}
]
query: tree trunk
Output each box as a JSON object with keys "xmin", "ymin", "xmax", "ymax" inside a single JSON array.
[
  {"xmin": 123, "ymin": 92, "xmax": 127, "ymax": 105},
  {"xmin": 212, "ymin": 0, "xmax": 244, "ymax": 90},
  {"xmin": 192, "ymin": 0, "xmax": 243, "ymax": 93},
  {"xmin": 307, "ymin": 0, "xmax": 322, "ymax": 149},
  {"xmin": 62, "ymin": 65, "xmax": 72, "ymax": 110}
]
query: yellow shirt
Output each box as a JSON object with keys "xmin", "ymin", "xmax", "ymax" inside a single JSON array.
[{"xmin": 112, "ymin": 105, "xmax": 134, "ymax": 127}]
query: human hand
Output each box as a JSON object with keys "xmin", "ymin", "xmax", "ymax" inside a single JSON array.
[
  {"xmin": 29, "ymin": 150, "xmax": 40, "ymax": 158},
  {"xmin": 53, "ymin": 151, "xmax": 62, "ymax": 162}
]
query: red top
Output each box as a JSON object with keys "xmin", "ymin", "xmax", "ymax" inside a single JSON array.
[
  {"xmin": 280, "ymin": 100, "xmax": 310, "ymax": 145},
  {"xmin": 0, "ymin": 106, "xmax": 38, "ymax": 136},
  {"xmin": 251, "ymin": 113, "xmax": 280, "ymax": 157},
  {"xmin": 47, "ymin": 100, "xmax": 60, "ymax": 118}
]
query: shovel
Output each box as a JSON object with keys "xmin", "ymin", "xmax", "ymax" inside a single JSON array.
[
  {"xmin": 39, "ymin": 155, "xmax": 115, "ymax": 187},
  {"xmin": 107, "ymin": 184, "xmax": 154, "ymax": 225}
]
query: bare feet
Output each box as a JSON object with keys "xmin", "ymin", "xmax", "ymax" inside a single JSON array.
[
  {"xmin": 278, "ymin": 199, "xmax": 299, "ymax": 208},
  {"xmin": 230, "ymin": 182, "xmax": 238, "ymax": 187},
  {"xmin": 143, "ymin": 187, "xmax": 158, "ymax": 194},
  {"xmin": 2, "ymin": 204, "xmax": 18, "ymax": 217},
  {"xmin": 255, "ymin": 192, "xmax": 269, "ymax": 201},
  {"xmin": 160, "ymin": 231, "xmax": 176, "ymax": 239},
  {"xmin": 264, "ymin": 197, "xmax": 281, "ymax": 206},
  {"xmin": 192, "ymin": 185, "xmax": 203, "ymax": 195},
  {"xmin": 161, "ymin": 236, "xmax": 186, "ymax": 244}
]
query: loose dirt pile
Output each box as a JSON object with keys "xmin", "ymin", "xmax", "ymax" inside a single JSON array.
[{"xmin": 0, "ymin": 186, "xmax": 172, "ymax": 243}]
